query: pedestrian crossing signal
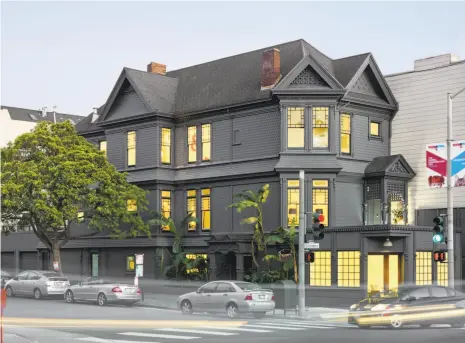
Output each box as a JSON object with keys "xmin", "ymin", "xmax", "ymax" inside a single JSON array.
[
  {"xmin": 305, "ymin": 252, "xmax": 315, "ymax": 263},
  {"xmin": 434, "ymin": 250, "xmax": 447, "ymax": 263}
]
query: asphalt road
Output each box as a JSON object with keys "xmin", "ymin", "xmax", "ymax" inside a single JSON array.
[{"xmin": 3, "ymin": 296, "xmax": 465, "ymax": 343}]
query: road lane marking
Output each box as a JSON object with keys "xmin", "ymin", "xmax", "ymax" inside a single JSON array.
[
  {"xmin": 119, "ymin": 332, "xmax": 199, "ymax": 340},
  {"xmin": 156, "ymin": 328, "xmax": 237, "ymax": 336},
  {"xmin": 260, "ymin": 321, "xmax": 347, "ymax": 328},
  {"xmin": 245, "ymin": 324, "xmax": 305, "ymax": 330},
  {"xmin": 77, "ymin": 337, "xmax": 160, "ymax": 343},
  {"xmin": 198, "ymin": 326, "xmax": 272, "ymax": 333}
]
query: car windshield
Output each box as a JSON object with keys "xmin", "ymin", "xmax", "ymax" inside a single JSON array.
[{"xmin": 234, "ymin": 282, "xmax": 261, "ymax": 291}]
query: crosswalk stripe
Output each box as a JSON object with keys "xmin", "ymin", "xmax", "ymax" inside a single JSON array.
[
  {"xmin": 245, "ymin": 324, "xmax": 305, "ymax": 330},
  {"xmin": 156, "ymin": 328, "xmax": 237, "ymax": 336},
  {"xmin": 259, "ymin": 322, "xmax": 332, "ymax": 328},
  {"xmin": 77, "ymin": 338, "xmax": 160, "ymax": 343},
  {"xmin": 198, "ymin": 326, "xmax": 272, "ymax": 333},
  {"xmin": 119, "ymin": 332, "xmax": 199, "ymax": 340}
]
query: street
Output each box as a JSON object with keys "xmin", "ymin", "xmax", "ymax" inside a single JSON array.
[{"xmin": 3, "ymin": 297, "xmax": 465, "ymax": 343}]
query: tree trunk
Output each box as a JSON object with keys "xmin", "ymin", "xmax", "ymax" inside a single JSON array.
[{"xmin": 51, "ymin": 242, "xmax": 63, "ymax": 276}]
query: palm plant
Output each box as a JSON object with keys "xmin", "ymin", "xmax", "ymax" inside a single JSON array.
[
  {"xmin": 148, "ymin": 212, "xmax": 197, "ymax": 279},
  {"xmin": 228, "ymin": 184, "xmax": 270, "ymax": 268}
]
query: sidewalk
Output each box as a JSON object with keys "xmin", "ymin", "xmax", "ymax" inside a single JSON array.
[
  {"xmin": 4, "ymin": 326, "xmax": 86, "ymax": 343},
  {"xmin": 136, "ymin": 293, "xmax": 349, "ymax": 320}
]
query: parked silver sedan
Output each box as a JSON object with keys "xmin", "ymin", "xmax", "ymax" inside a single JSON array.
[
  {"xmin": 5, "ymin": 270, "xmax": 70, "ymax": 299},
  {"xmin": 177, "ymin": 281, "xmax": 275, "ymax": 318},
  {"xmin": 64, "ymin": 277, "xmax": 141, "ymax": 307}
]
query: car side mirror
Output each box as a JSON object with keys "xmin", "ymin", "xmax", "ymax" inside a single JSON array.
[{"xmin": 196, "ymin": 288, "xmax": 201, "ymax": 294}]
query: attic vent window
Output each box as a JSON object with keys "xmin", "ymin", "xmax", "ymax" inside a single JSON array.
[{"xmin": 29, "ymin": 114, "xmax": 38, "ymax": 120}]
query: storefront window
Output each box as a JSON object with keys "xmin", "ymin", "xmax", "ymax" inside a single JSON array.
[
  {"xmin": 337, "ymin": 251, "xmax": 361, "ymax": 287},
  {"xmin": 310, "ymin": 251, "xmax": 331, "ymax": 287},
  {"xmin": 415, "ymin": 251, "xmax": 432, "ymax": 285}
]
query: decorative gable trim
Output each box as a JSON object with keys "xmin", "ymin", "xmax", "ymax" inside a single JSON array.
[
  {"xmin": 386, "ymin": 156, "xmax": 415, "ymax": 178},
  {"xmin": 98, "ymin": 69, "xmax": 153, "ymax": 123},
  {"xmin": 274, "ymin": 54, "xmax": 344, "ymax": 94},
  {"xmin": 343, "ymin": 54, "xmax": 398, "ymax": 110}
]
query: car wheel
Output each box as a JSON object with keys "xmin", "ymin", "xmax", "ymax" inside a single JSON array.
[
  {"xmin": 180, "ymin": 300, "xmax": 193, "ymax": 315},
  {"xmin": 253, "ymin": 312, "xmax": 266, "ymax": 319},
  {"xmin": 97, "ymin": 293, "xmax": 107, "ymax": 306},
  {"xmin": 5, "ymin": 286, "xmax": 14, "ymax": 297},
  {"xmin": 33, "ymin": 288, "xmax": 42, "ymax": 300},
  {"xmin": 451, "ymin": 322, "xmax": 464, "ymax": 328},
  {"xmin": 390, "ymin": 315, "xmax": 403, "ymax": 329},
  {"xmin": 226, "ymin": 302, "xmax": 239, "ymax": 319},
  {"xmin": 65, "ymin": 290, "xmax": 75, "ymax": 303}
]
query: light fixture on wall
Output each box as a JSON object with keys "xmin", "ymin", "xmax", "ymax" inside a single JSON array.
[{"xmin": 383, "ymin": 238, "xmax": 393, "ymax": 247}]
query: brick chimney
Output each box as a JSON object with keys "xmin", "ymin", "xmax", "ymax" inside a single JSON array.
[
  {"xmin": 147, "ymin": 62, "xmax": 167, "ymax": 75},
  {"xmin": 261, "ymin": 48, "xmax": 281, "ymax": 89}
]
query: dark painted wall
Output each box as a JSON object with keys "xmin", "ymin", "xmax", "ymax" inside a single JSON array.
[{"xmin": 334, "ymin": 181, "xmax": 363, "ymax": 226}]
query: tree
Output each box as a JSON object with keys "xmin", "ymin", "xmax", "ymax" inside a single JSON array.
[
  {"xmin": 1, "ymin": 121, "xmax": 149, "ymax": 274},
  {"xmin": 228, "ymin": 184, "xmax": 270, "ymax": 268},
  {"xmin": 148, "ymin": 212, "xmax": 198, "ymax": 279}
]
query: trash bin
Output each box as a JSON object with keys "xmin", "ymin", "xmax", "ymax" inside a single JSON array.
[{"xmin": 269, "ymin": 280, "xmax": 297, "ymax": 315}]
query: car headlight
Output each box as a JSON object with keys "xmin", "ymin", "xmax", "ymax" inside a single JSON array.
[
  {"xmin": 349, "ymin": 304, "xmax": 358, "ymax": 311},
  {"xmin": 371, "ymin": 304, "xmax": 390, "ymax": 311}
]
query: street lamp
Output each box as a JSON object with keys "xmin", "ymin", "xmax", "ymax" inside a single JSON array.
[{"xmin": 446, "ymin": 86, "xmax": 465, "ymax": 289}]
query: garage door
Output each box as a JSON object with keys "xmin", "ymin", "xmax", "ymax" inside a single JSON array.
[
  {"xmin": 1, "ymin": 253, "xmax": 15, "ymax": 273},
  {"xmin": 20, "ymin": 252, "xmax": 37, "ymax": 271}
]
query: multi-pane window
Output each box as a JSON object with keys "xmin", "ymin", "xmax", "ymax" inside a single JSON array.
[
  {"xmin": 310, "ymin": 251, "xmax": 331, "ymax": 287},
  {"xmin": 337, "ymin": 251, "xmax": 361, "ymax": 287},
  {"xmin": 185, "ymin": 253, "xmax": 208, "ymax": 274},
  {"xmin": 415, "ymin": 251, "xmax": 432, "ymax": 285},
  {"xmin": 127, "ymin": 131, "xmax": 136, "ymax": 166},
  {"xmin": 436, "ymin": 252, "xmax": 448, "ymax": 287},
  {"xmin": 312, "ymin": 107, "xmax": 329, "ymax": 148},
  {"xmin": 77, "ymin": 211, "xmax": 84, "ymax": 223},
  {"xmin": 287, "ymin": 180, "xmax": 300, "ymax": 226},
  {"xmin": 127, "ymin": 199, "xmax": 137, "ymax": 212},
  {"xmin": 188, "ymin": 126, "xmax": 197, "ymax": 163},
  {"xmin": 99, "ymin": 140, "xmax": 107, "ymax": 157},
  {"xmin": 161, "ymin": 128, "xmax": 171, "ymax": 164},
  {"xmin": 370, "ymin": 121, "xmax": 380, "ymax": 138},
  {"xmin": 287, "ymin": 107, "xmax": 305, "ymax": 148},
  {"xmin": 187, "ymin": 190, "xmax": 197, "ymax": 231},
  {"xmin": 312, "ymin": 180, "xmax": 328, "ymax": 226},
  {"xmin": 201, "ymin": 124, "xmax": 211, "ymax": 161},
  {"xmin": 340, "ymin": 114, "xmax": 351, "ymax": 154},
  {"xmin": 161, "ymin": 191, "xmax": 171, "ymax": 231},
  {"xmin": 201, "ymin": 189, "xmax": 211, "ymax": 231}
]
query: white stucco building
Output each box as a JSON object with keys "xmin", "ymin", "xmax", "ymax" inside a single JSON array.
[
  {"xmin": 1, "ymin": 106, "xmax": 83, "ymax": 148},
  {"xmin": 386, "ymin": 54, "xmax": 465, "ymax": 226}
]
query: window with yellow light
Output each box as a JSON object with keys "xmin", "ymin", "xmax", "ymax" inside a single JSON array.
[
  {"xmin": 310, "ymin": 251, "xmax": 331, "ymax": 287},
  {"xmin": 187, "ymin": 190, "xmax": 197, "ymax": 231},
  {"xmin": 337, "ymin": 251, "xmax": 361, "ymax": 287},
  {"xmin": 415, "ymin": 251, "xmax": 432, "ymax": 285},
  {"xmin": 201, "ymin": 124, "xmax": 211, "ymax": 161},
  {"xmin": 340, "ymin": 114, "xmax": 351, "ymax": 154},
  {"xmin": 161, "ymin": 191, "xmax": 171, "ymax": 231},
  {"xmin": 127, "ymin": 199, "xmax": 137, "ymax": 212},
  {"xmin": 312, "ymin": 180, "xmax": 328, "ymax": 226},
  {"xmin": 161, "ymin": 128, "xmax": 171, "ymax": 164},
  {"xmin": 201, "ymin": 188, "xmax": 211, "ymax": 231},
  {"xmin": 287, "ymin": 107, "xmax": 305, "ymax": 148},
  {"xmin": 287, "ymin": 180, "xmax": 299, "ymax": 226},
  {"xmin": 312, "ymin": 107, "xmax": 329, "ymax": 148},
  {"xmin": 188, "ymin": 126, "xmax": 197, "ymax": 163}
]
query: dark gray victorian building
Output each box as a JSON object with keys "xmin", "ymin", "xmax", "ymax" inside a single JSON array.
[{"xmin": 2, "ymin": 39, "xmax": 462, "ymax": 306}]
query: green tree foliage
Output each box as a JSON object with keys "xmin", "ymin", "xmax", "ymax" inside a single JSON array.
[
  {"xmin": 1, "ymin": 121, "xmax": 149, "ymax": 273},
  {"xmin": 228, "ymin": 184, "xmax": 270, "ymax": 268}
]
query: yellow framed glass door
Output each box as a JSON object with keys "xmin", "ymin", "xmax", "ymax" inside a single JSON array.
[{"xmin": 367, "ymin": 254, "xmax": 404, "ymax": 297}]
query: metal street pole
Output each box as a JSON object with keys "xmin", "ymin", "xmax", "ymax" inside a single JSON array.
[
  {"xmin": 446, "ymin": 93, "xmax": 454, "ymax": 289},
  {"xmin": 446, "ymin": 85, "xmax": 465, "ymax": 289},
  {"xmin": 298, "ymin": 170, "xmax": 305, "ymax": 317}
]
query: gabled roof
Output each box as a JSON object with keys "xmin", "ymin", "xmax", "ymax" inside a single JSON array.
[
  {"xmin": 1, "ymin": 105, "xmax": 83, "ymax": 125},
  {"xmin": 77, "ymin": 38, "xmax": 396, "ymax": 132},
  {"xmin": 365, "ymin": 154, "xmax": 415, "ymax": 179}
]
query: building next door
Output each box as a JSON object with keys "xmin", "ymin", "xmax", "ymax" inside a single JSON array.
[{"xmin": 367, "ymin": 254, "xmax": 404, "ymax": 297}]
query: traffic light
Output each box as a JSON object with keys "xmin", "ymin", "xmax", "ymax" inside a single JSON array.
[
  {"xmin": 433, "ymin": 250, "xmax": 447, "ymax": 263},
  {"xmin": 312, "ymin": 212, "xmax": 325, "ymax": 241},
  {"xmin": 305, "ymin": 252, "xmax": 315, "ymax": 263},
  {"xmin": 433, "ymin": 216, "xmax": 445, "ymax": 243}
]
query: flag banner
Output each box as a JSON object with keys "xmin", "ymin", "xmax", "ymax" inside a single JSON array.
[
  {"xmin": 452, "ymin": 140, "xmax": 465, "ymax": 187},
  {"xmin": 426, "ymin": 143, "xmax": 447, "ymax": 188}
]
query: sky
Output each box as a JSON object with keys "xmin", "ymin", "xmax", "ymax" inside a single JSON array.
[{"xmin": 1, "ymin": 1, "xmax": 465, "ymax": 116}]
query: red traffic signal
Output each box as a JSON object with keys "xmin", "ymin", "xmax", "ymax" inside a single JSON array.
[
  {"xmin": 433, "ymin": 250, "xmax": 447, "ymax": 263},
  {"xmin": 318, "ymin": 214, "xmax": 325, "ymax": 223},
  {"xmin": 312, "ymin": 212, "xmax": 325, "ymax": 223},
  {"xmin": 305, "ymin": 252, "xmax": 315, "ymax": 263}
]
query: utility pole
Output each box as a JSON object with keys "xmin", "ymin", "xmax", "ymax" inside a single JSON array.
[
  {"xmin": 446, "ymin": 86, "xmax": 465, "ymax": 289},
  {"xmin": 298, "ymin": 170, "xmax": 305, "ymax": 317}
]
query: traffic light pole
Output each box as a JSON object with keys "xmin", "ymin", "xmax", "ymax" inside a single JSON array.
[
  {"xmin": 446, "ymin": 93, "xmax": 454, "ymax": 289},
  {"xmin": 298, "ymin": 170, "xmax": 305, "ymax": 317}
]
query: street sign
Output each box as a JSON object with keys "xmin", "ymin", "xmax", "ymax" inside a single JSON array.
[
  {"xmin": 53, "ymin": 261, "xmax": 59, "ymax": 271},
  {"xmin": 304, "ymin": 242, "xmax": 320, "ymax": 249},
  {"xmin": 135, "ymin": 254, "xmax": 144, "ymax": 265},
  {"xmin": 135, "ymin": 264, "xmax": 144, "ymax": 277}
]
